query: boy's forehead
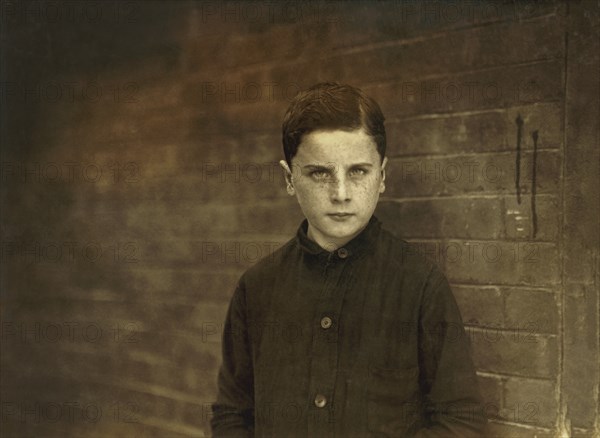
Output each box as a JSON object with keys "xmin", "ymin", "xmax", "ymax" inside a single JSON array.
[{"xmin": 295, "ymin": 128, "xmax": 379, "ymax": 164}]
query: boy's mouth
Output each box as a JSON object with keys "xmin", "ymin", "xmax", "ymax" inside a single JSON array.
[{"xmin": 327, "ymin": 213, "xmax": 354, "ymax": 221}]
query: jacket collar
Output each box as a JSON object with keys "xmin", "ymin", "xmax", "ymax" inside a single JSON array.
[{"xmin": 296, "ymin": 215, "xmax": 381, "ymax": 260}]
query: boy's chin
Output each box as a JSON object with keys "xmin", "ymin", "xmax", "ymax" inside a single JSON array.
[
  {"xmin": 321, "ymin": 222, "xmax": 363, "ymax": 239},
  {"xmin": 307, "ymin": 215, "xmax": 370, "ymax": 240}
]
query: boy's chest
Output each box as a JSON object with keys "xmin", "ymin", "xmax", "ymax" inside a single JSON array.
[
  {"xmin": 247, "ymin": 259, "xmax": 425, "ymax": 436},
  {"xmin": 248, "ymin": 259, "xmax": 422, "ymax": 377}
]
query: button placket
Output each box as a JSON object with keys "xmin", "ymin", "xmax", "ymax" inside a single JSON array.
[{"xmin": 307, "ymin": 261, "xmax": 349, "ymax": 436}]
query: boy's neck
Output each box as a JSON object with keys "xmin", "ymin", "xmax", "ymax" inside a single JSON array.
[{"xmin": 306, "ymin": 224, "xmax": 364, "ymax": 252}]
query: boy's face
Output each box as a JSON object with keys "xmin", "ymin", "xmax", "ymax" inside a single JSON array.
[{"xmin": 280, "ymin": 128, "xmax": 387, "ymax": 251}]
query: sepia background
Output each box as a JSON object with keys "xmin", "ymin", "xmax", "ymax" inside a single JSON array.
[{"xmin": 1, "ymin": 1, "xmax": 598, "ymax": 436}]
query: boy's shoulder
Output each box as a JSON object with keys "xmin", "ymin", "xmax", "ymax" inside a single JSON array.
[
  {"xmin": 377, "ymin": 225, "xmax": 439, "ymax": 277},
  {"xmin": 239, "ymin": 233, "xmax": 298, "ymax": 285}
]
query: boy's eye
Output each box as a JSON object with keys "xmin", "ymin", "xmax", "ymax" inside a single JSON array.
[
  {"xmin": 350, "ymin": 168, "xmax": 367, "ymax": 176},
  {"xmin": 311, "ymin": 170, "xmax": 330, "ymax": 179}
]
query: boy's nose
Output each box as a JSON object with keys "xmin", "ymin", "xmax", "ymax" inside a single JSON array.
[{"xmin": 330, "ymin": 176, "xmax": 350, "ymax": 203}]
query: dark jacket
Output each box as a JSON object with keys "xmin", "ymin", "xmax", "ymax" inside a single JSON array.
[{"xmin": 211, "ymin": 215, "xmax": 486, "ymax": 437}]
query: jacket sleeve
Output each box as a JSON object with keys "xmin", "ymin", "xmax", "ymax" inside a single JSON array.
[
  {"xmin": 414, "ymin": 267, "xmax": 488, "ymax": 437},
  {"xmin": 211, "ymin": 282, "xmax": 255, "ymax": 437}
]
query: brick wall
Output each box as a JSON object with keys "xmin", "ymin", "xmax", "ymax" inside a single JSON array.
[{"xmin": 1, "ymin": 1, "xmax": 598, "ymax": 437}]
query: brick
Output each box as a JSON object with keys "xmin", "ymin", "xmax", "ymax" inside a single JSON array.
[
  {"xmin": 1, "ymin": 308, "xmax": 149, "ymax": 348},
  {"xmin": 326, "ymin": 1, "xmax": 562, "ymax": 49},
  {"xmin": 189, "ymin": 302, "xmax": 230, "ymax": 337},
  {"xmin": 236, "ymin": 199, "xmax": 304, "ymax": 236},
  {"xmin": 126, "ymin": 268, "xmax": 240, "ymax": 302},
  {"xmin": 504, "ymin": 195, "xmax": 560, "ymax": 242},
  {"xmin": 183, "ymin": 65, "xmax": 311, "ymax": 109},
  {"xmin": 377, "ymin": 194, "xmax": 561, "ymax": 245},
  {"xmin": 217, "ymin": 100, "xmax": 287, "ymax": 133},
  {"xmin": 365, "ymin": 61, "xmax": 563, "ymax": 118},
  {"xmin": 572, "ymin": 429, "xmax": 600, "ymax": 438},
  {"xmin": 321, "ymin": 15, "xmax": 564, "ymax": 85},
  {"xmin": 95, "ymin": 75, "xmax": 185, "ymax": 119},
  {"xmin": 63, "ymin": 378, "xmax": 208, "ymax": 435},
  {"xmin": 120, "ymin": 198, "xmax": 298, "ymax": 245},
  {"xmin": 134, "ymin": 330, "xmax": 222, "ymax": 376},
  {"xmin": 385, "ymin": 150, "xmax": 560, "ymax": 197},
  {"xmin": 124, "ymin": 201, "xmax": 239, "ymax": 240},
  {"xmin": 562, "ymin": 292, "xmax": 600, "ymax": 429},
  {"xmin": 137, "ymin": 237, "xmax": 288, "ymax": 270},
  {"xmin": 435, "ymin": 240, "xmax": 560, "ymax": 286},
  {"xmin": 452, "ymin": 286, "xmax": 503, "ymax": 327},
  {"xmin": 186, "ymin": 32, "xmax": 234, "ymax": 71},
  {"xmin": 141, "ymin": 168, "xmax": 285, "ymax": 203},
  {"xmin": 486, "ymin": 421, "xmax": 554, "ymax": 438},
  {"xmin": 503, "ymin": 377, "xmax": 558, "ymax": 427},
  {"xmin": 471, "ymin": 331, "xmax": 557, "ymax": 378},
  {"xmin": 47, "ymin": 337, "xmax": 222, "ymax": 396},
  {"xmin": 177, "ymin": 135, "xmax": 245, "ymax": 170},
  {"xmin": 36, "ymin": 92, "xmax": 193, "ymax": 150},
  {"xmin": 240, "ymin": 132, "xmax": 284, "ymax": 163},
  {"xmin": 271, "ymin": 59, "xmax": 324, "ymax": 91},
  {"xmin": 3, "ymin": 139, "xmax": 281, "ymax": 203},
  {"xmin": 503, "ymin": 288, "xmax": 558, "ymax": 333},
  {"xmin": 385, "ymin": 103, "xmax": 562, "ymax": 156},
  {"xmin": 563, "ymin": 2, "xmax": 600, "ymax": 237},
  {"xmin": 184, "ymin": 11, "xmax": 337, "ymax": 70},
  {"xmin": 376, "ymin": 197, "xmax": 504, "ymax": 240},
  {"xmin": 476, "ymin": 373, "xmax": 503, "ymax": 415}
]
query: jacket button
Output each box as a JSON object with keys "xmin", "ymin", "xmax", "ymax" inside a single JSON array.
[
  {"xmin": 320, "ymin": 316, "xmax": 333, "ymax": 329},
  {"xmin": 337, "ymin": 247, "xmax": 349, "ymax": 258},
  {"xmin": 314, "ymin": 394, "xmax": 327, "ymax": 408}
]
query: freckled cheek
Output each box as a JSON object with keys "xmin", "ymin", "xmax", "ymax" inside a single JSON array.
[
  {"xmin": 295, "ymin": 184, "xmax": 329, "ymax": 204},
  {"xmin": 354, "ymin": 181, "xmax": 382, "ymax": 209},
  {"xmin": 351, "ymin": 179, "xmax": 380, "ymax": 195}
]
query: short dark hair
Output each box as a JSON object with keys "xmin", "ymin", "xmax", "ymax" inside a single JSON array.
[{"xmin": 281, "ymin": 82, "xmax": 386, "ymax": 166}]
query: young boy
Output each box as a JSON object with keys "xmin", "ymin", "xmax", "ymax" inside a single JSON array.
[{"xmin": 211, "ymin": 83, "xmax": 486, "ymax": 437}]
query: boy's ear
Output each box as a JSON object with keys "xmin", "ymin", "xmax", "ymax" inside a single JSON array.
[
  {"xmin": 379, "ymin": 157, "xmax": 388, "ymax": 194},
  {"xmin": 279, "ymin": 160, "xmax": 292, "ymax": 182},
  {"xmin": 279, "ymin": 160, "xmax": 295, "ymax": 195}
]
